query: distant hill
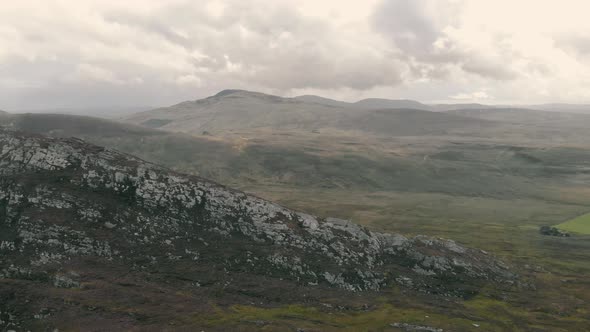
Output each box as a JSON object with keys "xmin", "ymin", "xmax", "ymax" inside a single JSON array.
[
  {"xmin": 0, "ymin": 112, "xmax": 237, "ymax": 181},
  {"xmin": 292, "ymin": 95, "xmax": 435, "ymax": 111},
  {"xmin": 124, "ymin": 89, "xmax": 355, "ymax": 133},
  {"xmin": 529, "ymin": 103, "xmax": 590, "ymax": 114},
  {"xmin": 124, "ymin": 90, "xmax": 505, "ymax": 135},
  {"xmin": 12, "ymin": 106, "xmax": 153, "ymax": 119},
  {"xmin": 446, "ymin": 108, "xmax": 590, "ymax": 128},
  {"xmin": 1, "ymin": 112, "xmax": 572, "ymax": 198},
  {"xmin": 432, "ymin": 103, "xmax": 496, "ymax": 111},
  {"xmin": 336, "ymin": 108, "xmax": 495, "ymax": 136},
  {"xmin": 1, "ymin": 113, "xmax": 161, "ymax": 137}
]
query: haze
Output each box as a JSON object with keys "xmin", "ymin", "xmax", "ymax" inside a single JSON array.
[{"xmin": 2, "ymin": 0, "xmax": 590, "ymax": 111}]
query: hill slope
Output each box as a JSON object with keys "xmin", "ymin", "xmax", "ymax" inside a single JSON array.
[
  {"xmin": 337, "ymin": 108, "xmax": 495, "ymax": 136},
  {"xmin": 3, "ymin": 112, "xmax": 585, "ymax": 200},
  {"xmin": 446, "ymin": 108, "xmax": 590, "ymax": 128},
  {"xmin": 0, "ymin": 112, "xmax": 161, "ymax": 137},
  {"xmin": 0, "ymin": 129, "xmax": 515, "ymax": 330}
]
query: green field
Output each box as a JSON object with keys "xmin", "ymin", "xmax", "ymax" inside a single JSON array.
[{"xmin": 557, "ymin": 213, "xmax": 590, "ymax": 234}]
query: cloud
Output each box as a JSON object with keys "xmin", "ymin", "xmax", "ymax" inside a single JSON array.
[
  {"xmin": 66, "ymin": 64, "xmax": 125, "ymax": 85},
  {"xmin": 1, "ymin": 0, "xmax": 590, "ymax": 109},
  {"xmin": 371, "ymin": 0, "xmax": 518, "ymax": 80},
  {"xmin": 0, "ymin": 0, "xmax": 410, "ymax": 109},
  {"xmin": 451, "ymin": 90, "xmax": 490, "ymax": 101},
  {"xmin": 555, "ymin": 35, "xmax": 590, "ymax": 56},
  {"xmin": 175, "ymin": 74, "xmax": 202, "ymax": 86}
]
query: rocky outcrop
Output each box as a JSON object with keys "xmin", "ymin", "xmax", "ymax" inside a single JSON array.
[{"xmin": 0, "ymin": 129, "xmax": 515, "ymax": 295}]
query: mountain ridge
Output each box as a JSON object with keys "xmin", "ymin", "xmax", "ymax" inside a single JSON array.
[{"xmin": 123, "ymin": 90, "xmax": 501, "ymax": 134}]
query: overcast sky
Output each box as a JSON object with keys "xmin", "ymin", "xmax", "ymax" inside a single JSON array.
[{"xmin": 2, "ymin": 0, "xmax": 590, "ymax": 110}]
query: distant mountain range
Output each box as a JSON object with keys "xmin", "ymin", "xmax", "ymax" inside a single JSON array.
[
  {"xmin": 3, "ymin": 90, "xmax": 588, "ymax": 119},
  {"xmin": 528, "ymin": 103, "xmax": 590, "ymax": 114},
  {"xmin": 295, "ymin": 93, "xmax": 498, "ymax": 112},
  {"xmin": 123, "ymin": 89, "xmax": 501, "ymax": 135}
]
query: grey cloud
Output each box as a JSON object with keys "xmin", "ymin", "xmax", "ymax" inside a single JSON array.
[
  {"xmin": 555, "ymin": 35, "xmax": 590, "ymax": 56},
  {"xmin": 461, "ymin": 58, "xmax": 517, "ymax": 80},
  {"xmin": 371, "ymin": 0, "xmax": 519, "ymax": 81},
  {"xmin": 2, "ymin": 0, "xmax": 587, "ymax": 109},
  {"xmin": 0, "ymin": 1, "xmax": 410, "ymax": 109},
  {"xmin": 372, "ymin": 0, "xmax": 440, "ymax": 59}
]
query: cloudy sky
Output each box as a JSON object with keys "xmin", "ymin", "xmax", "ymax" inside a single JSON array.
[{"xmin": 2, "ymin": 0, "xmax": 590, "ymax": 110}]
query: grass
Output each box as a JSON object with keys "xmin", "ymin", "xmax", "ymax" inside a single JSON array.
[
  {"xmin": 195, "ymin": 303, "xmax": 507, "ymax": 331},
  {"xmin": 240, "ymin": 185, "xmax": 590, "ymax": 331},
  {"xmin": 192, "ymin": 290, "xmax": 590, "ymax": 332},
  {"xmin": 556, "ymin": 213, "xmax": 590, "ymax": 234}
]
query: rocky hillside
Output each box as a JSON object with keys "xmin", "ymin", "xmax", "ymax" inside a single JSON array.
[{"xmin": 0, "ymin": 129, "xmax": 516, "ymax": 328}]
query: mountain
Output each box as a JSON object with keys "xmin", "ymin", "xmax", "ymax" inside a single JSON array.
[
  {"xmin": 124, "ymin": 90, "xmax": 504, "ymax": 136},
  {"xmin": 0, "ymin": 129, "xmax": 516, "ymax": 329},
  {"xmin": 124, "ymin": 89, "xmax": 358, "ymax": 133},
  {"xmin": 124, "ymin": 90, "xmax": 584, "ymax": 135}
]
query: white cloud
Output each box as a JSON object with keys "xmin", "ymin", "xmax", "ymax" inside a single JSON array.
[
  {"xmin": 451, "ymin": 90, "xmax": 490, "ymax": 101},
  {"xmin": 175, "ymin": 74, "xmax": 202, "ymax": 86}
]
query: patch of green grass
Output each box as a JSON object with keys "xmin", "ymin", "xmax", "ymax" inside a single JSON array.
[{"xmin": 556, "ymin": 213, "xmax": 590, "ymax": 234}]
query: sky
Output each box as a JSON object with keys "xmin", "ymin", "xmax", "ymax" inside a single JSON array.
[{"xmin": 1, "ymin": 0, "xmax": 590, "ymax": 110}]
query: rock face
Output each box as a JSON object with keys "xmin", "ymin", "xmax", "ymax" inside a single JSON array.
[{"xmin": 0, "ymin": 129, "xmax": 515, "ymax": 296}]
